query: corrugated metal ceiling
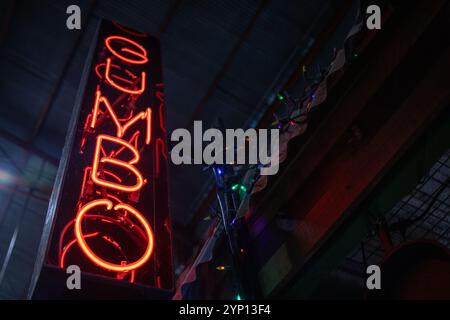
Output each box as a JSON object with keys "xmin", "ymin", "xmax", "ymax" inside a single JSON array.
[{"xmin": 0, "ymin": 0, "xmax": 339, "ymax": 225}]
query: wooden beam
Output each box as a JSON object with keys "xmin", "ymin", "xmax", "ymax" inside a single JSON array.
[
  {"xmin": 284, "ymin": 105, "xmax": 450, "ymax": 298},
  {"xmin": 249, "ymin": 0, "xmax": 448, "ymax": 239},
  {"xmin": 253, "ymin": 0, "xmax": 450, "ymax": 296}
]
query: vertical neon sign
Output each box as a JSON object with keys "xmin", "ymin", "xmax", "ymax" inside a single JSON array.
[{"xmin": 32, "ymin": 20, "xmax": 173, "ymax": 295}]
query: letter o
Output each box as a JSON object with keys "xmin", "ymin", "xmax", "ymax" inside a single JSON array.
[{"xmin": 74, "ymin": 199, "xmax": 154, "ymax": 272}]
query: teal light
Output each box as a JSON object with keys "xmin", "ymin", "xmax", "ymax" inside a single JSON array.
[
  {"xmin": 240, "ymin": 185, "xmax": 247, "ymax": 192},
  {"xmin": 231, "ymin": 184, "xmax": 239, "ymax": 191},
  {"xmin": 276, "ymin": 93, "xmax": 284, "ymax": 101},
  {"xmin": 235, "ymin": 294, "xmax": 242, "ymax": 300}
]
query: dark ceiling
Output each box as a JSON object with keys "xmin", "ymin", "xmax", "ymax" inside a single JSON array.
[{"xmin": 0, "ymin": 0, "xmax": 342, "ymax": 227}]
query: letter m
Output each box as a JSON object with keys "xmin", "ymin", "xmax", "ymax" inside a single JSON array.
[{"xmin": 90, "ymin": 89, "xmax": 152, "ymax": 144}]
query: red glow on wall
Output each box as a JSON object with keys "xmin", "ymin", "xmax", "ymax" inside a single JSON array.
[
  {"xmin": 43, "ymin": 20, "xmax": 172, "ymax": 290},
  {"xmin": 90, "ymin": 90, "xmax": 152, "ymax": 143}
]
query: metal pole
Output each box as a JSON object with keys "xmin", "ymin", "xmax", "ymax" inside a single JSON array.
[{"xmin": 213, "ymin": 166, "xmax": 249, "ymax": 299}]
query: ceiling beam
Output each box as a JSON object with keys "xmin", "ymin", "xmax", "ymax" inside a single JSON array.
[
  {"xmin": 185, "ymin": 0, "xmax": 270, "ymax": 127},
  {"xmin": 252, "ymin": 0, "xmax": 450, "ymax": 296},
  {"xmin": 0, "ymin": 128, "xmax": 58, "ymax": 166},
  {"xmin": 0, "ymin": 0, "xmax": 15, "ymax": 48},
  {"xmin": 183, "ymin": 1, "xmax": 355, "ymax": 243},
  {"xmin": 157, "ymin": 0, "xmax": 183, "ymax": 37},
  {"xmin": 29, "ymin": 0, "xmax": 97, "ymax": 143}
]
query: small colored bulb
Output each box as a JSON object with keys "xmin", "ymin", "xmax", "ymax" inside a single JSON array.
[
  {"xmin": 231, "ymin": 184, "xmax": 239, "ymax": 191},
  {"xmin": 277, "ymin": 93, "xmax": 284, "ymax": 101},
  {"xmin": 240, "ymin": 185, "xmax": 247, "ymax": 192}
]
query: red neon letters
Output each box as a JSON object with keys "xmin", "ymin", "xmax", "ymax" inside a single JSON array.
[
  {"xmin": 91, "ymin": 134, "xmax": 144, "ymax": 192},
  {"xmin": 90, "ymin": 89, "xmax": 152, "ymax": 143},
  {"xmin": 74, "ymin": 199, "xmax": 154, "ymax": 272},
  {"xmin": 59, "ymin": 31, "xmax": 159, "ymax": 280}
]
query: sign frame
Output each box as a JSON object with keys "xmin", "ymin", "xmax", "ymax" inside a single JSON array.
[{"xmin": 28, "ymin": 19, "xmax": 173, "ymax": 299}]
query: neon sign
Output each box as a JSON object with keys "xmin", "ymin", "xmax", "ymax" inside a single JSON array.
[{"xmin": 34, "ymin": 20, "xmax": 173, "ymax": 293}]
